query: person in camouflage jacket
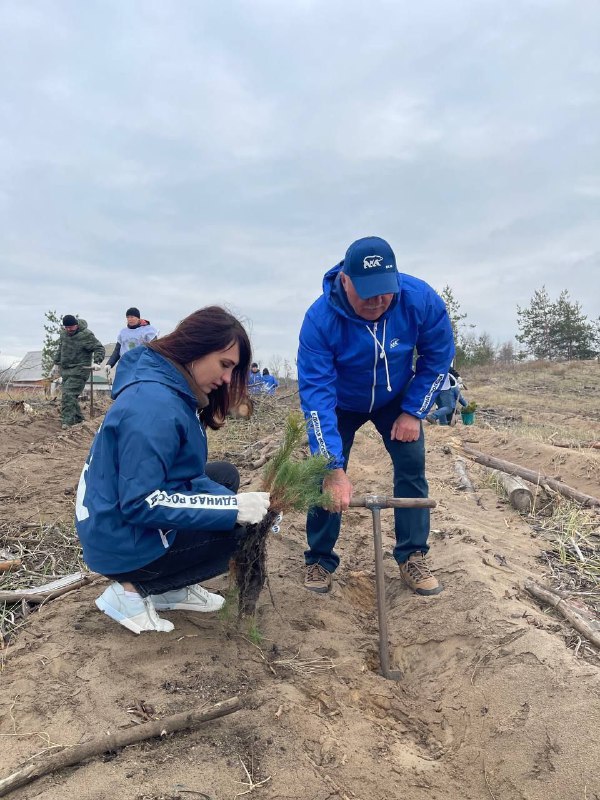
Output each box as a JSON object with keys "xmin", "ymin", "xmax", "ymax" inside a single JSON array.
[{"xmin": 53, "ymin": 315, "xmax": 105, "ymax": 427}]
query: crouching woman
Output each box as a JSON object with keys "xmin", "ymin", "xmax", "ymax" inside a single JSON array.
[{"xmin": 75, "ymin": 306, "xmax": 270, "ymax": 634}]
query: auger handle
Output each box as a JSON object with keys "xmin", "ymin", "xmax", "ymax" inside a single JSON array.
[{"xmin": 349, "ymin": 495, "xmax": 436, "ymax": 510}]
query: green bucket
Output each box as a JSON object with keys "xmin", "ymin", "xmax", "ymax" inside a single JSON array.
[{"xmin": 461, "ymin": 411, "xmax": 475, "ymax": 425}]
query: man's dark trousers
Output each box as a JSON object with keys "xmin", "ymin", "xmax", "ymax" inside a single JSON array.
[{"xmin": 305, "ymin": 397, "xmax": 429, "ymax": 573}]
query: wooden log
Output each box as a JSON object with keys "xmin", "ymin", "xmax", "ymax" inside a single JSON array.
[
  {"xmin": 0, "ymin": 696, "xmax": 243, "ymax": 797},
  {"xmin": 454, "ymin": 458, "xmax": 475, "ymax": 493},
  {"xmin": 524, "ymin": 581, "xmax": 600, "ymax": 649},
  {"xmin": 459, "ymin": 443, "xmax": 600, "ymax": 508},
  {"xmin": 493, "ymin": 470, "xmax": 533, "ymax": 513}
]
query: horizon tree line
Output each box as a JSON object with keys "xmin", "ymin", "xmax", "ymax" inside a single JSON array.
[{"xmin": 440, "ymin": 286, "xmax": 599, "ymax": 368}]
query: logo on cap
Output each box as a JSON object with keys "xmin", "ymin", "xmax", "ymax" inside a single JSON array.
[{"xmin": 363, "ymin": 255, "xmax": 383, "ymax": 270}]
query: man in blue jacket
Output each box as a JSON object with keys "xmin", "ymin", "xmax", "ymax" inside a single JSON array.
[
  {"xmin": 247, "ymin": 363, "xmax": 264, "ymax": 395},
  {"xmin": 298, "ymin": 236, "xmax": 454, "ymax": 595}
]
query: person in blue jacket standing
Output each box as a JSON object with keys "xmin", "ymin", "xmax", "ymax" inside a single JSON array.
[
  {"xmin": 261, "ymin": 368, "xmax": 279, "ymax": 395},
  {"xmin": 247, "ymin": 362, "xmax": 264, "ymax": 395},
  {"xmin": 76, "ymin": 306, "xmax": 270, "ymax": 634},
  {"xmin": 297, "ymin": 236, "xmax": 454, "ymax": 596}
]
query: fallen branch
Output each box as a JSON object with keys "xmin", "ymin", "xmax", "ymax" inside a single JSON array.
[
  {"xmin": 458, "ymin": 443, "xmax": 600, "ymax": 508},
  {"xmin": 0, "ymin": 696, "xmax": 242, "ymax": 797},
  {"xmin": 551, "ymin": 440, "xmax": 600, "ymax": 450},
  {"xmin": 524, "ymin": 581, "xmax": 600, "ymax": 650},
  {"xmin": 0, "ymin": 572, "xmax": 101, "ymax": 604}
]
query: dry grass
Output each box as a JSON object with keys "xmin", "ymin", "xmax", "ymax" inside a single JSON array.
[
  {"xmin": 466, "ymin": 360, "xmax": 600, "ymax": 445},
  {"xmin": 0, "ymin": 521, "xmax": 87, "ymax": 649},
  {"xmin": 534, "ymin": 501, "xmax": 600, "ymax": 661},
  {"xmin": 208, "ymin": 393, "xmax": 300, "ymax": 461},
  {"xmin": 487, "ymin": 471, "xmax": 599, "ymax": 604},
  {"xmin": 0, "ymin": 387, "xmax": 112, "ymax": 425},
  {"xmin": 533, "ymin": 501, "xmax": 600, "ymax": 608},
  {"xmin": 487, "ymin": 468, "xmax": 600, "ymax": 658}
]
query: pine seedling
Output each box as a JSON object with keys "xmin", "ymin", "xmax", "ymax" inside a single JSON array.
[{"xmin": 232, "ymin": 412, "xmax": 330, "ymax": 618}]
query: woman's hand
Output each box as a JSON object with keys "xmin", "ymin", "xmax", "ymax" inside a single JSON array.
[{"xmin": 236, "ymin": 492, "xmax": 271, "ymax": 524}]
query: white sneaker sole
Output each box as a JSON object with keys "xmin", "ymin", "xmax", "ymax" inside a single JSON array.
[{"xmin": 95, "ymin": 596, "xmax": 174, "ymax": 634}]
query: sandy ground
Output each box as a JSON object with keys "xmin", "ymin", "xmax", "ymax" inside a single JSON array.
[{"xmin": 1, "ymin": 383, "xmax": 599, "ymax": 800}]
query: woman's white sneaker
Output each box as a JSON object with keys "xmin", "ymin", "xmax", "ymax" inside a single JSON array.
[
  {"xmin": 151, "ymin": 584, "xmax": 225, "ymax": 612},
  {"xmin": 95, "ymin": 582, "xmax": 174, "ymax": 634}
]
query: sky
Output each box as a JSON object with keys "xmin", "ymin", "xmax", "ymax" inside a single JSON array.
[{"xmin": 1, "ymin": 0, "xmax": 599, "ymax": 372}]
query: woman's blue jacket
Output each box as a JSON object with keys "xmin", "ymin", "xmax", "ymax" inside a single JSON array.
[{"xmin": 75, "ymin": 347, "xmax": 239, "ymax": 573}]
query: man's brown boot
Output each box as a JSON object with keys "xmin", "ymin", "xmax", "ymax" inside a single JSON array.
[
  {"xmin": 399, "ymin": 552, "xmax": 443, "ymax": 596},
  {"xmin": 304, "ymin": 563, "xmax": 332, "ymax": 593}
]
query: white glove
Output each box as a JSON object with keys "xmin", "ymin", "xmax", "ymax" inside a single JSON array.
[
  {"xmin": 92, "ymin": 364, "xmax": 103, "ymax": 372},
  {"xmin": 236, "ymin": 492, "xmax": 270, "ymax": 525}
]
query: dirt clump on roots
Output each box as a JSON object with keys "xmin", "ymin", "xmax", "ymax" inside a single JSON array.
[{"xmin": 1, "ymin": 373, "xmax": 599, "ymax": 800}]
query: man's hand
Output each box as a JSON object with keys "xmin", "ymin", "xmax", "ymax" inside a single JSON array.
[
  {"xmin": 391, "ymin": 412, "xmax": 421, "ymax": 442},
  {"xmin": 92, "ymin": 364, "xmax": 103, "ymax": 372},
  {"xmin": 323, "ymin": 468, "xmax": 353, "ymax": 513},
  {"xmin": 105, "ymin": 365, "xmax": 113, "ymax": 380}
]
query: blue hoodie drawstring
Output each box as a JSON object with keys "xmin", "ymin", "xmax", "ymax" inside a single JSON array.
[{"xmin": 366, "ymin": 320, "xmax": 392, "ymax": 392}]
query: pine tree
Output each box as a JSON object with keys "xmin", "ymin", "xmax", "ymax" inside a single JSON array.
[
  {"xmin": 41, "ymin": 310, "xmax": 62, "ymax": 378},
  {"xmin": 516, "ymin": 286, "xmax": 556, "ymax": 360},
  {"xmin": 552, "ymin": 291, "xmax": 599, "ymax": 360},
  {"xmin": 517, "ymin": 287, "xmax": 599, "ymax": 361}
]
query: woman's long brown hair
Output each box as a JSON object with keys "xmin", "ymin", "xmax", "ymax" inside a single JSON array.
[{"xmin": 148, "ymin": 306, "xmax": 251, "ymax": 429}]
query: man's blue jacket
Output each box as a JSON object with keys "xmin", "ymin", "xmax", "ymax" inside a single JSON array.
[
  {"xmin": 75, "ymin": 347, "xmax": 239, "ymax": 573},
  {"xmin": 248, "ymin": 371, "xmax": 264, "ymax": 395},
  {"xmin": 297, "ymin": 262, "xmax": 455, "ymax": 468},
  {"xmin": 262, "ymin": 374, "xmax": 279, "ymax": 395}
]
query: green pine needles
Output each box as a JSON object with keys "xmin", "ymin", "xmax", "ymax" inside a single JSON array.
[
  {"xmin": 262, "ymin": 412, "xmax": 331, "ymax": 512},
  {"xmin": 232, "ymin": 412, "xmax": 331, "ymax": 618}
]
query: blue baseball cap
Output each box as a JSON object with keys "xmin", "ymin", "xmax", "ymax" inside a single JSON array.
[{"xmin": 341, "ymin": 236, "xmax": 398, "ymax": 299}]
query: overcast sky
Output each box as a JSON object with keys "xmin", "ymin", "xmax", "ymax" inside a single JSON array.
[{"xmin": 1, "ymin": 0, "xmax": 599, "ymax": 371}]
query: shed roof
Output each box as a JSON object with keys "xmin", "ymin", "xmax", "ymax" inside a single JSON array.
[{"xmin": 12, "ymin": 344, "xmax": 118, "ymax": 384}]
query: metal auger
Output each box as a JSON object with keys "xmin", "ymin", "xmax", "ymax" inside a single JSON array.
[{"xmin": 348, "ymin": 495, "xmax": 437, "ymax": 680}]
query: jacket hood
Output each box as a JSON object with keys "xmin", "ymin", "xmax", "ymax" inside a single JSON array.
[
  {"xmin": 323, "ymin": 262, "xmax": 401, "ymax": 322},
  {"xmin": 60, "ymin": 318, "xmax": 88, "ymax": 337},
  {"xmin": 112, "ymin": 347, "xmax": 199, "ymax": 409}
]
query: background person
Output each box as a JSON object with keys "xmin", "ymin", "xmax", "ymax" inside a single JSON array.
[
  {"xmin": 297, "ymin": 236, "xmax": 454, "ymax": 596},
  {"xmin": 75, "ymin": 306, "xmax": 270, "ymax": 634},
  {"xmin": 261, "ymin": 367, "xmax": 279, "ymax": 395},
  {"xmin": 247, "ymin": 362, "xmax": 264, "ymax": 395},
  {"xmin": 426, "ymin": 371, "xmax": 468, "ymax": 425},
  {"xmin": 106, "ymin": 307, "xmax": 159, "ymax": 380},
  {"xmin": 52, "ymin": 315, "xmax": 105, "ymax": 428}
]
